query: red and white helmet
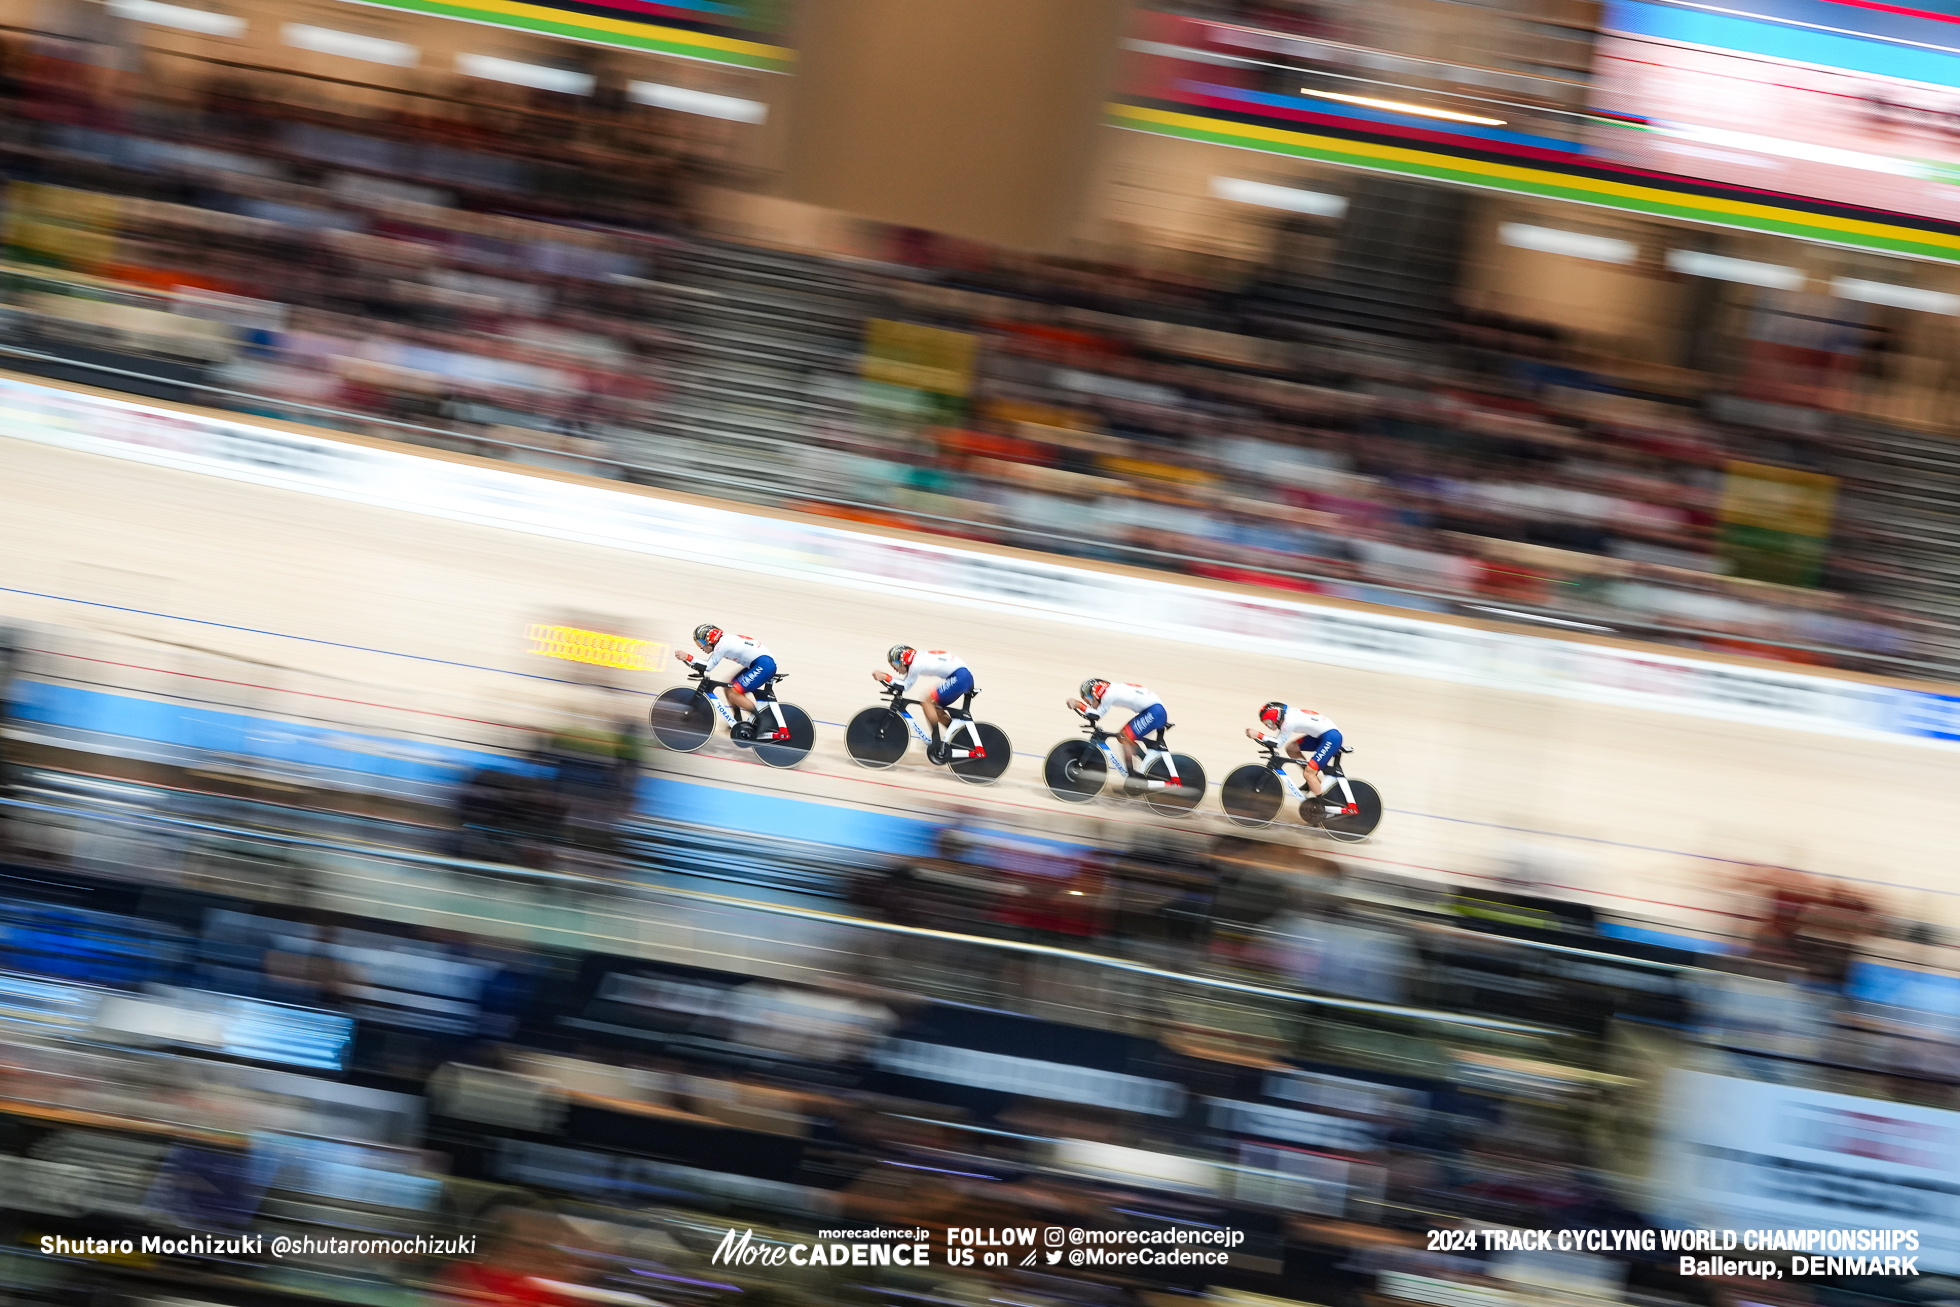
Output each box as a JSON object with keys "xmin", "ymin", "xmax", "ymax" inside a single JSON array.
[
  {"xmin": 1260, "ymin": 701, "xmax": 1287, "ymax": 729},
  {"xmin": 887, "ymin": 645, "xmax": 916, "ymax": 672},
  {"xmin": 1081, "ymin": 678, "xmax": 1111, "ymax": 706}
]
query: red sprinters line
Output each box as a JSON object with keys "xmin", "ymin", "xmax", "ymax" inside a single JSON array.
[{"xmin": 1816, "ymin": 0, "xmax": 1960, "ymax": 28}]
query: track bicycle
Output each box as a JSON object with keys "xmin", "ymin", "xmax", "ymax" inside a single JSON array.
[
  {"xmin": 649, "ymin": 666, "xmax": 815, "ymax": 769},
  {"xmin": 1220, "ymin": 739, "xmax": 1382, "ymax": 841},
  {"xmin": 845, "ymin": 681, "xmax": 1011, "ymax": 784},
  {"xmin": 1042, "ymin": 702, "xmax": 1206, "ymax": 817}
]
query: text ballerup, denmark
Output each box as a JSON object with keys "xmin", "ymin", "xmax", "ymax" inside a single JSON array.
[{"xmin": 1430, "ymin": 1228, "xmax": 1922, "ymax": 1280}]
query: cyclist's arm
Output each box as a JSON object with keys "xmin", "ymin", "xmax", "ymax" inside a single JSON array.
[{"xmin": 1251, "ymin": 724, "xmax": 1308, "ymax": 755}]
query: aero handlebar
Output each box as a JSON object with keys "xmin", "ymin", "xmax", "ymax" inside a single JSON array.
[{"xmin": 1067, "ymin": 701, "xmax": 1117, "ymax": 742}]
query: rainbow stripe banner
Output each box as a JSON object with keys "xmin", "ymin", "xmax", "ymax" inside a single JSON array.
[
  {"xmin": 1108, "ymin": 101, "xmax": 1960, "ymax": 264},
  {"xmin": 356, "ymin": 0, "xmax": 794, "ymax": 70}
]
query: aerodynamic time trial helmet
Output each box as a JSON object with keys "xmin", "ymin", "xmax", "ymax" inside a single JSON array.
[
  {"xmin": 1081, "ymin": 678, "xmax": 1111, "ymax": 706},
  {"xmin": 1259, "ymin": 701, "xmax": 1287, "ymax": 729},
  {"xmin": 888, "ymin": 644, "xmax": 916, "ymax": 672},
  {"xmin": 693, "ymin": 623, "xmax": 722, "ymax": 652}
]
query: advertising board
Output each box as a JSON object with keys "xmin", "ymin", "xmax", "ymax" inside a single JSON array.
[
  {"xmin": 1592, "ymin": 0, "xmax": 1960, "ymax": 222},
  {"xmin": 1652, "ymin": 1069, "xmax": 1960, "ymax": 1273}
]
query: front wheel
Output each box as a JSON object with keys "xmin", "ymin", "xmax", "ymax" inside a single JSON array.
[
  {"xmin": 845, "ymin": 706, "xmax": 909, "ymax": 768},
  {"xmin": 1319, "ymin": 778, "xmax": 1384, "ymax": 843},
  {"xmin": 752, "ymin": 703, "xmax": 815, "ymax": 769},
  {"xmin": 1221, "ymin": 764, "xmax": 1283, "ymax": 828},
  {"xmin": 650, "ymin": 687, "xmax": 713, "ymax": 752},
  {"xmin": 1143, "ymin": 753, "xmax": 1206, "ymax": 817},
  {"xmin": 1044, "ymin": 740, "xmax": 1106, "ymax": 803},
  {"xmin": 950, "ymin": 722, "xmax": 1011, "ymax": 785}
]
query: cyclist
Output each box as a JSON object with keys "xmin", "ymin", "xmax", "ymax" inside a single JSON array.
[
  {"xmin": 1249, "ymin": 701, "xmax": 1348, "ymax": 807},
  {"xmin": 877, "ymin": 646, "xmax": 973, "ymax": 765},
  {"xmin": 674, "ymin": 624, "xmax": 775, "ymax": 741},
  {"xmin": 1068, "ymin": 679, "xmax": 1164, "ymax": 776}
]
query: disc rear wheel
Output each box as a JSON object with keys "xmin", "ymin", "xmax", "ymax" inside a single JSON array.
[
  {"xmin": 1143, "ymin": 753, "xmax": 1206, "ymax": 817},
  {"xmin": 950, "ymin": 722, "xmax": 1011, "ymax": 785},
  {"xmin": 1320, "ymin": 778, "xmax": 1383, "ymax": 842},
  {"xmin": 752, "ymin": 703, "xmax": 815, "ymax": 769}
]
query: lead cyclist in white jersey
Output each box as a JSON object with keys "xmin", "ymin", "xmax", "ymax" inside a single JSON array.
[
  {"xmin": 674, "ymin": 623, "xmax": 775, "ymax": 741},
  {"xmin": 875, "ymin": 645, "xmax": 973, "ymax": 764},
  {"xmin": 1068, "ymin": 679, "xmax": 1166, "ymax": 775},
  {"xmin": 1248, "ymin": 701, "xmax": 1347, "ymax": 803}
]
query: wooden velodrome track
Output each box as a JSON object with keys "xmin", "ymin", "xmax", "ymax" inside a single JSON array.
[{"xmin": 5, "ymin": 418, "xmax": 1959, "ymax": 943}]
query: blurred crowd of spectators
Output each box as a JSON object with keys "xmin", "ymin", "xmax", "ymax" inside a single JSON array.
[
  {"xmin": 0, "ymin": 32, "xmax": 1940, "ymax": 681},
  {"xmin": 3, "ymin": 641, "xmax": 1957, "ymax": 1307},
  {"xmin": 1, "ymin": 748, "xmax": 1956, "ymax": 1307}
]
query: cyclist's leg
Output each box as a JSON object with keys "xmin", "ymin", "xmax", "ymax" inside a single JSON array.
[
  {"xmin": 1305, "ymin": 732, "xmax": 1343, "ymax": 797},
  {"xmin": 1284, "ymin": 738, "xmax": 1319, "ymax": 793},
  {"xmin": 929, "ymin": 668, "xmax": 974, "ymax": 741},
  {"xmin": 730, "ymin": 657, "xmax": 774, "ymax": 720},
  {"xmin": 1122, "ymin": 702, "xmax": 1166, "ymax": 772}
]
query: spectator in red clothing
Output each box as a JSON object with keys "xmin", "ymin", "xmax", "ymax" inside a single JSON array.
[{"xmin": 438, "ymin": 1203, "xmax": 586, "ymax": 1307}]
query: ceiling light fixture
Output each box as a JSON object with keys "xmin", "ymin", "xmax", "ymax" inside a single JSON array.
[
  {"xmin": 1666, "ymin": 249, "xmax": 1804, "ymax": 289},
  {"xmin": 1832, "ymin": 277, "xmax": 1960, "ymax": 315},
  {"xmin": 109, "ymin": 0, "xmax": 243, "ymax": 37},
  {"xmin": 282, "ymin": 24, "xmax": 417, "ymax": 66},
  {"xmin": 1210, "ymin": 177, "xmax": 1348, "ymax": 218},
  {"xmin": 627, "ymin": 82, "xmax": 768, "ymax": 123},
  {"xmin": 1499, "ymin": 223, "xmax": 1637, "ymax": 264},
  {"xmin": 1303, "ymin": 89, "xmax": 1505, "ymax": 126}
]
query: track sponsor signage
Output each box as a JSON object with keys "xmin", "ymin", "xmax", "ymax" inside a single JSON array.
[
  {"xmin": 3, "ymin": 373, "xmax": 1953, "ymax": 748},
  {"xmin": 1650, "ymin": 1070, "xmax": 1960, "ymax": 1273}
]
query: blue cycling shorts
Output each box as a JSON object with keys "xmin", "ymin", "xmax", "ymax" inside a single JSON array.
[
  {"xmin": 1307, "ymin": 729, "xmax": 1343, "ymax": 768},
  {"xmin": 1122, "ymin": 700, "xmax": 1169, "ymax": 740},
  {"xmin": 733, "ymin": 656, "xmax": 777, "ymax": 693},
  {"xmin": 932, "ymin": 664, "xmax": 975, "ymax": 705}
]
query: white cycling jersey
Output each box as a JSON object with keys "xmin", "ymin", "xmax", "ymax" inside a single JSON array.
[
  {"xmin": 696, "ymin": 632, "xmax": 770, "ymax": 675},
  {"xmin": 1263, "ymin": 706, "xmax": 1339, "ymax": 745},
  {"xmin": 900, "ymin": 649, "xmax": 965, "ymax": 694},
  {"xmin": 1093, "ymin": 682, "xmax": 1162, "ymax": 718}
]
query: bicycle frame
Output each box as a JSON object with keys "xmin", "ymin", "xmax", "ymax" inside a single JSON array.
[
  {"xmin": 702, "ymin": 682, "xmax": 787, "ymax": 736},
  {"xmin": 1269, "ymin": 755, "xmax": 1354, "ymax": 809},
  {"xmin": 1088, "ymin": 726, "xmax": 1180, "ymax": 790},
  {"xmin": 893, "ymin": 697, "xmax": 984, "ymax": 759}
]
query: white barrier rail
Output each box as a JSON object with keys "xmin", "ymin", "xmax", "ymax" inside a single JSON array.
[{"xmin": 4, "ymin": 373, "xmax": 1957, "ymax": 751}]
